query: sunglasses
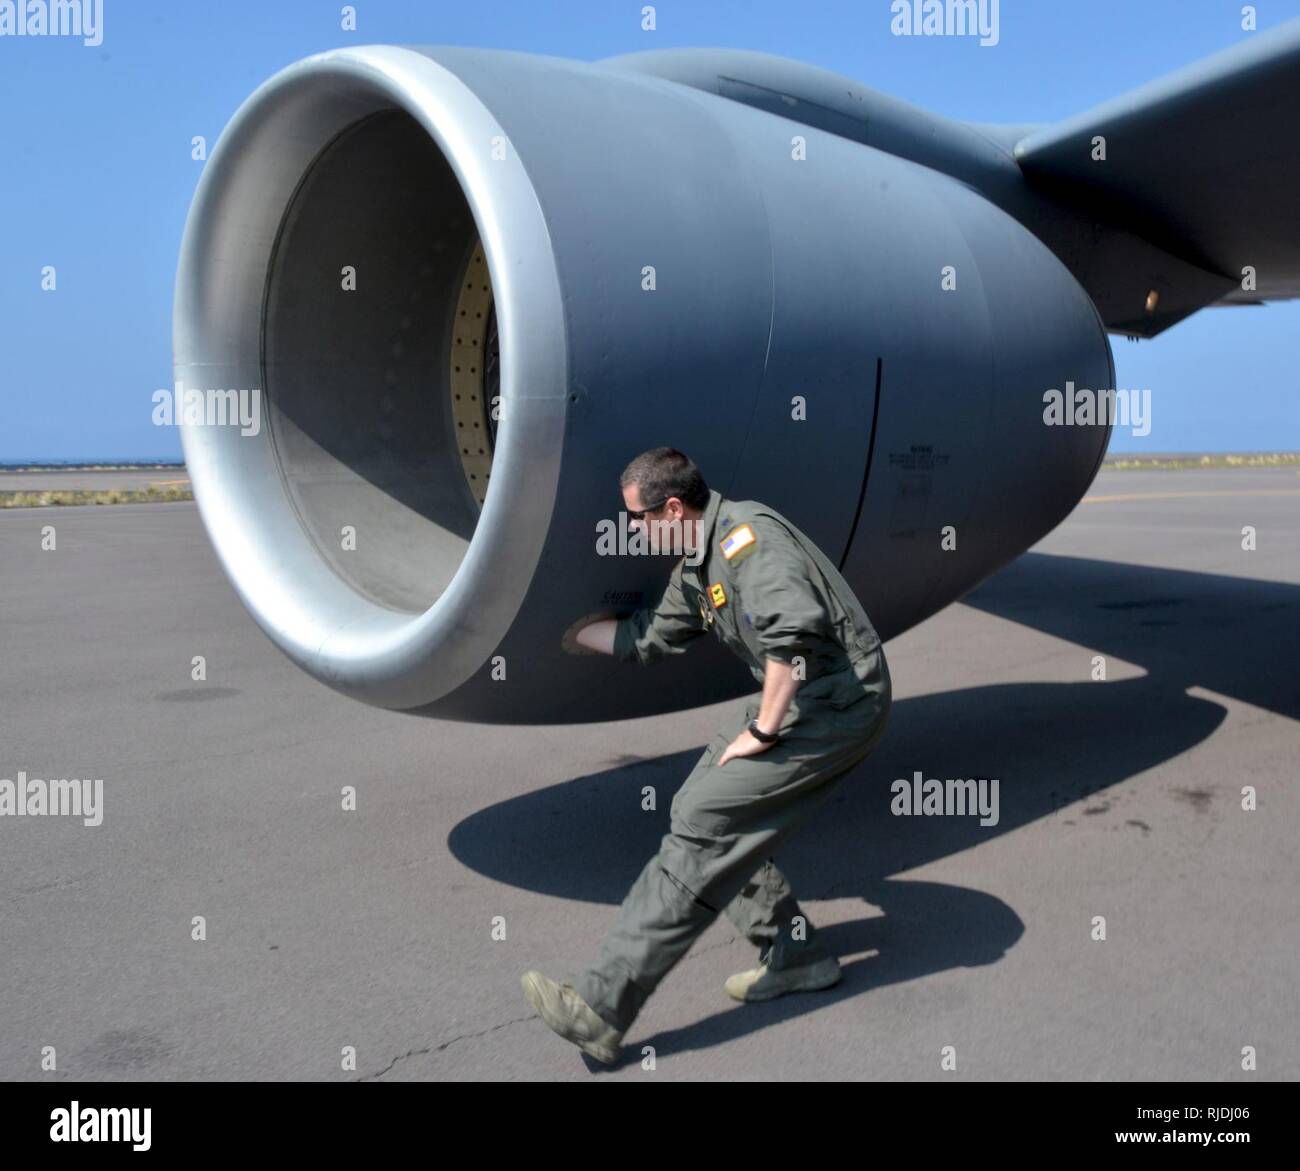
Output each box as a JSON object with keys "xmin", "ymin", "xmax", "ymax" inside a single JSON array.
[{"xmin": 626, "ymin": 498, "xmax": 668, "ymax": 521}]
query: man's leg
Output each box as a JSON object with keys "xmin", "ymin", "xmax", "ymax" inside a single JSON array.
[
  {"xmin": 571, "ymin": 703, "xmax": 887, "ymax": 1034},
  {"xmin": 568, "ymin": 728, "xmax": 731, "ymax": 1033},
  {"xmin": 721, "ymin": 693, "xmax": 890, "ymax": 971},
  {"xmin": 721, "ymin": 858, "xmax": 831, "ymax": 970}
]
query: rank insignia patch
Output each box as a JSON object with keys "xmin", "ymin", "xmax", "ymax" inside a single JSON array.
[
  {"xmin": 709, "ymin": 581, "xmax": 728, "ymax": 608},
  {"xmin": 720, "ymin": 523, "xmax": 756, "ymax": 562}
]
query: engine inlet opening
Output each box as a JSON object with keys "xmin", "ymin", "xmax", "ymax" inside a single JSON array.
[{"xmin": 263, "ymin": 108, "xmax": 496, "ymax": 614}]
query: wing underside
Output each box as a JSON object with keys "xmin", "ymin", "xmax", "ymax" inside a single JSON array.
[{"xmin": 1013, "ymin": 19, "xmax": 1300, "ymax": 312}]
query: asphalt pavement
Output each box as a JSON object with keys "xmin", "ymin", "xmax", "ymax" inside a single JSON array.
[{"xmin": 1, "ymin": 467, "xmax": 1296, "ymax": 1080}]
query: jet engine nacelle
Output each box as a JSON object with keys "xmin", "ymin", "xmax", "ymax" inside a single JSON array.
[{"xmin": 174, "ymin": 45, "xmax": 1112, "ymax": 722}]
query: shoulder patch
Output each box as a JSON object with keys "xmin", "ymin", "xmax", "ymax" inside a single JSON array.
[{"xmin": 720, "ymin": 522, "xmax": 757, "ymax": 562}]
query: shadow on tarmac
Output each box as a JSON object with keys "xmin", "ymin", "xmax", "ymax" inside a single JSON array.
[{"xmin": 450, "ymin": 551, "xmax": 1296, "ymax": 1060}]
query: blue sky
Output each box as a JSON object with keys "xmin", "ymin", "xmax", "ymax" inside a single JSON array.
[{"xmin": 1, "ymin": 0, "xmax": 1296, "ymax": 459}]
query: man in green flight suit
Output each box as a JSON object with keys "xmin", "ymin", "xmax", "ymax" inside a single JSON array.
[{"xmin": 522, "ymin": 447, "xmax": 892, "ymax": 1065}]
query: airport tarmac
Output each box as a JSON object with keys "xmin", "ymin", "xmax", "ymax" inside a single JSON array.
[{"xmin": 0, "ymin": 466, "xmax": 1296, "ymax": 1080}]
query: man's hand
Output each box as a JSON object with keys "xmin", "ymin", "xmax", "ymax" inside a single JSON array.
[
  {"xmin": 714, "ymin": 656, "xmax": 800, "ymax": 767},
  {"xmin": 562, "ymin": 614, "xmax": 618, "ymax": 655},
  {"xmin": 717, "ymin": 726, "xmax": 777, "ymax": 767}
]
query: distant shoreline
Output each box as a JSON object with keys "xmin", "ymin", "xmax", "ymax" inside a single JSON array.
[
  {"xmin": 0, "ymin": 464, "xmax": 193, "ymax": 509},
  {"xmin": 1, "ymin": 453, "xmax": 1297, "ymax": 478},
  {"xmin": 1100, "ymin": 452, "xmax": 1300, "ymax": 469},
  {"xmin": 0, "ymin": 461, "xmax": 185, "ymax": 472},
  {"xmin": 5, "ymin": 452, "xmax": 1294, "ymax": 470}
]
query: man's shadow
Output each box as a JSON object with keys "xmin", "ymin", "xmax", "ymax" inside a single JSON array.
[{"xmin": 448, "ymin": 553, "xmax": 1297, "ymax": 1060}]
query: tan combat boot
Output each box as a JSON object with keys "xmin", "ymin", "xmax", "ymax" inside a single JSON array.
[
  {"xmin": 520, "ymin": 970, "xmax": 624, "ymax": 1065},
  {"xmin": 725, "ymin": 951, "xmax": 842, "ymax": 1002}
]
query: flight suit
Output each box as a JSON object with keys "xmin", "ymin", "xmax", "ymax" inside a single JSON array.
[{"xmin": 571, "ymin": 488, "xmax": 892, "ymax": 1034}]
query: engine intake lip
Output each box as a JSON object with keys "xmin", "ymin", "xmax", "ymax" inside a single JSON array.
[{"xmin": 173, "ymin": 46, "xmax": 567, "ymax": 710}]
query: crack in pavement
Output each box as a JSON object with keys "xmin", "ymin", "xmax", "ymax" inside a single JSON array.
[
  {"xmin": 357, "ymin": 882, "xmax": 857, "ymax": 1080},
  {"xmin": 354, "ymin": 1014, "xmax": 534, "ymax": 1081}
]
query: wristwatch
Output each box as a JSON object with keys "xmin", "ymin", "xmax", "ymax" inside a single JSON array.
[{"xmin": 747, "ymin": 718, "xmax": 780, "ymax": 744}]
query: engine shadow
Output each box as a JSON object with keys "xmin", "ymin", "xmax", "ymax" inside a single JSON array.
[
  {"xmin": 448, "ymin": 553, "xmax": 1295, "ymax": 1059},
  {"xmin": 962, "ymin": 550, "xmax": 1299, "ymax": 722}
]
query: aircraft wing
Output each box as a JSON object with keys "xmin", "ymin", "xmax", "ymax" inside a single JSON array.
[{"xmin": 1013, "ymin": 17, "xmax": 1300, "ymax": 308}]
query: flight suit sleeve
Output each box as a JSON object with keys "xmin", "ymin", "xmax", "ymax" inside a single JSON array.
[
  {"xmin": 727, "ymin": 517, "xmax": 834, "ymax": 665},
  {"xmin": 612, "ymin": 558, "xmax": 707, "ymax": 665}
]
